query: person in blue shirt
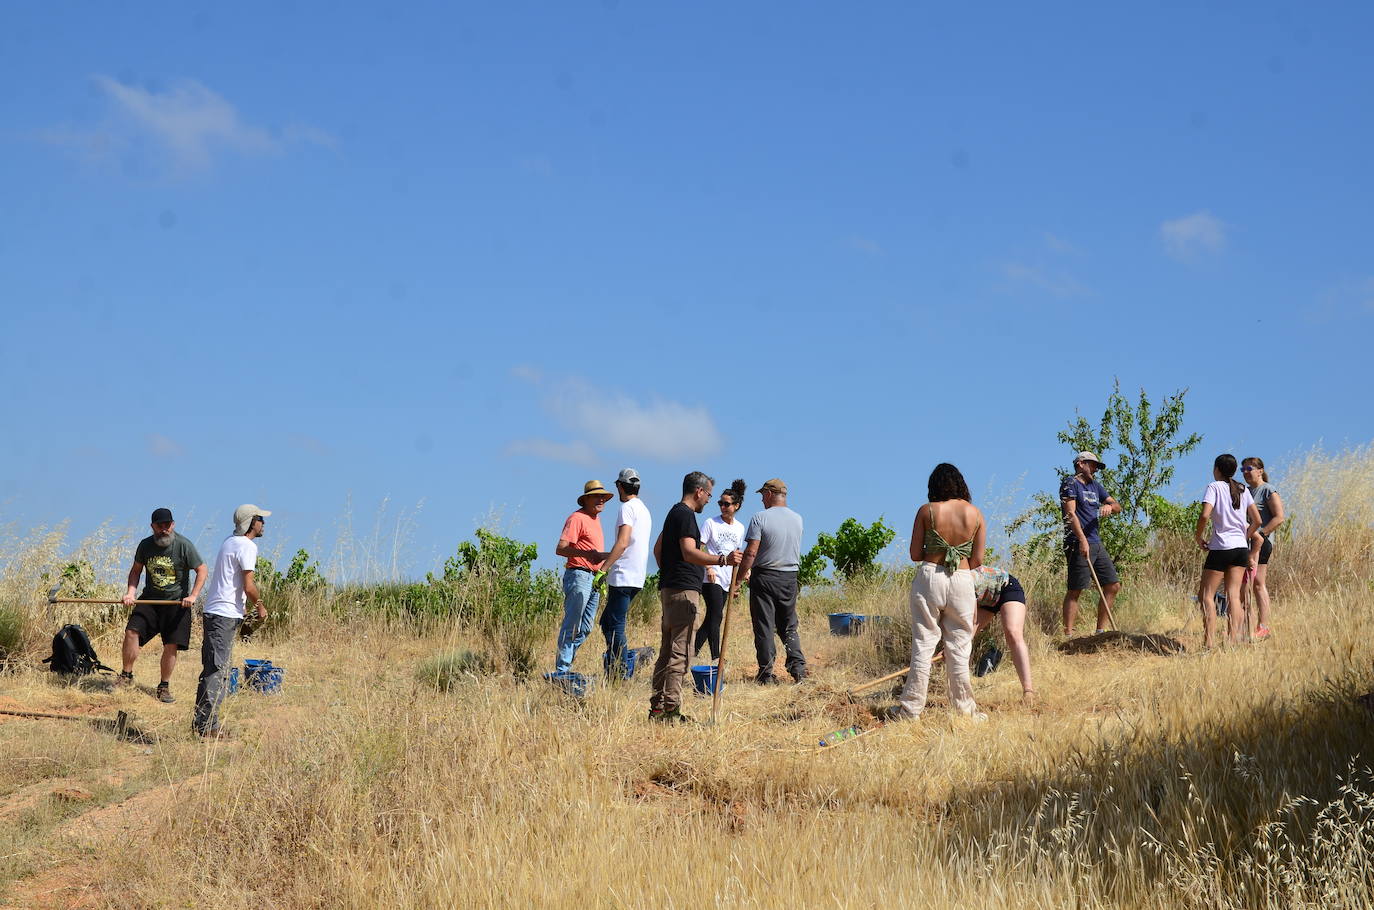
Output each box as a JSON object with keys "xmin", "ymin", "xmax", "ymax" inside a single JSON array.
[{"xmin": 1060, "ymin": 451, "xmax": 1121, "ymax": 635}]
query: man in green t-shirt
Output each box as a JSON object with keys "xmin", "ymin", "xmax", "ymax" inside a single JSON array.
[{"xmin": 120, "ymin": 507, "xmax": 207, "ymax": 703}]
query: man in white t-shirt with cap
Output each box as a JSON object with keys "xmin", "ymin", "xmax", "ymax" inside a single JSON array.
[
  {"xmin": 193, "ymin": 504, "xmax": 271, "ymax": 739},
  {"xmin": 597, "ymin": 468, "xmax": 653, "ymax": 679}
]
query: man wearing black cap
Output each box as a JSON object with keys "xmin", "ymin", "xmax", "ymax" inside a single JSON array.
[{"xmin": 119, "ymin": 507, "xmax": 207, "ymax": 703}]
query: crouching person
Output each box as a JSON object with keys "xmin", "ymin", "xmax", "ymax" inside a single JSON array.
[{"xmin": 194, "ymin": 505, "xmax": 270, "ymax": 740}]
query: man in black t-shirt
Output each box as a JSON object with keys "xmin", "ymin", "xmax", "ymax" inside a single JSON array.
[
  {"xmin": 120, "ymin": 508, "xmax": 207, "ymax": 703},
  {"xmin": 648, "ymin": 471, "xmax": 742, "ymax": 723}
]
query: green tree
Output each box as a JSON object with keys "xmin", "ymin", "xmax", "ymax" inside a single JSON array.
[
  {"xmin": 1009, "ymin": 380, "xmax": 1202, "ymax": 568},
  {"xmin": 798, "ymin": 517, "xmax": 897, "ymax": 585},
  {"xmin": 431, "ymin": 528, "xmax": 539, "ymax": 584},
  {"xmin": 797, "ymin": 548, "xmax": 829, "ymax": 588}
]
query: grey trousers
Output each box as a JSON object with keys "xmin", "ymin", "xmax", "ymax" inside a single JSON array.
[
  {"xmin": 193, "ymin": 613, "xmax": 241, "ymax": 734},
  {"xmin": 748, "ymin": 568, "xmax": 807, "ymax": 680}
]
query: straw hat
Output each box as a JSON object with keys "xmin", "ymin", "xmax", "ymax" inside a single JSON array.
[{"xmin": 577, "ymin": 480, "xmax": 614, "ymax": 505}]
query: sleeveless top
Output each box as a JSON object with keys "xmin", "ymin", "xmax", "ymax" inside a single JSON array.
[
  {"xmin": 1252, "ymin": 483, "xmax": 1277, "ymax": 537},
  {"xmin": 923, "ymin": 502, "xmax": 978, "ymax": 572}
]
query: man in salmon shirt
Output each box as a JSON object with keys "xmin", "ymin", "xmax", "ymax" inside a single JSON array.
[{"xmin": 553, "ymin": 479, "xmax": 615, "ymax": 673}]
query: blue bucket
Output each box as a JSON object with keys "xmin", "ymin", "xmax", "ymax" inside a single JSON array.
[
  {"xmin": 603, "ymin": 647, "xmax": 647, "ymax": 680},
  {"xmin": 690, "ymin": 664, "xmax": 721, "ymax": 695},
  {"xmin": 831, "ymin": 612, "xmax": 872, "ymax": 635},
  {"xmin": 544, "ymin": 671, "xmax": 590, "ymax": 697},
  {"xmin": 244, "ymin": 659, "xmax": 285, "ymax": 694}
]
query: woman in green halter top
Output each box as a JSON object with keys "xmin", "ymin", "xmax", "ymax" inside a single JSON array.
[{"xmin": 894, "ymin": 463, "xmax": 988, "ymax": 723}]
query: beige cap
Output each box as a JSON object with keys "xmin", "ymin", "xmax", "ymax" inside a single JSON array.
[
  {"xmin": 757, "ymin": 478, "xmax": 788, "ymax": 495},
  {"xmin": 577, "ymin": 480, "xmax": 614, "ymax": 506},
  {"xmin": 233, "ymin": 504, "xmax": 272, "ymax": 535},
  {"xmin": 1075, "ymin": 452, "xmax": 1106, "ymax": 470}
]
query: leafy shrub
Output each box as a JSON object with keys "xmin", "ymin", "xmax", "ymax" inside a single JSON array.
[
  {"xmin": 0, "ymin": 603, "xmax": 24, "ymax": 669},
  {"xmin": 810, "ymin": 517, "xmax": 897, "ymax": 583}
]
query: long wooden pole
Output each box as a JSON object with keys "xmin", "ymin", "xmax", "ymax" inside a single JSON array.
[
  {"xmin": 709, "ymin": 581, "xmax": 741, "ymax": 725},
  {"xmin": 50, "ymin": 597, "xmax": 182, "ymax": 606},
  {"xmin": 847, "ymin": 651, "xmax": 944, "ymax": 698},
  {"xmin": 1087, "ymin": 561, "xmax": 1118, "ymax": 632}
]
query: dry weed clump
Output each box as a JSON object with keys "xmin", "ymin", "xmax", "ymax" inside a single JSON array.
[{"xmin": 69, "ymin": 575, "xmax": 1371, "ymax": 909}]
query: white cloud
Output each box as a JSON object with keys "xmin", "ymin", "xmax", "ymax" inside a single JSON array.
[
  {"xmin": 548, "ymin": 379, "xmax": 724, "ymax": 460},
  {"xmin": 1042, "ymin": 232, "xmax": 1082, "ymax": 255},
  {"xmin": 39, "ymin": 76, "xmax": 335, "ymax": 175},
  {"xmin": 147, "ymin": 434, "xmax": 185, "ymax": 457},
  {"xmin": 846, "ymin": 235, "xmax": 884, "ymax": 256},
  {"xmin": 511, "ymin": 372, "xmax": 724, "ymax": 462},
  {"xmin": 1001, "ymin": 262, "xmax": 1089, "ymax": 298},
  {"xmin": 510, "ymin": 364, "xmax": 543, "ymax": 383},
  {"xmin": 1160, "ymin": 211, "xmax": 1227, "ymax": 261},
  {"xmin": 505, "ymin": 438, "xmax": 600, "ymax": 467}
]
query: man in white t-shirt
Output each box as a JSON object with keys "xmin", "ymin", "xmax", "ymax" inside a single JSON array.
[
  {"xmin": 192, "ymin": 504, "xmax": 271, "ymax": 739},
  {"xmin": 597, "ymin": 468, "xmax": 653, "ymax": 679}
]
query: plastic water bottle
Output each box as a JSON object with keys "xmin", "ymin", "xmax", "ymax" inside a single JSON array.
[{"xmin": 818, "ymin": 725, "xmax": 862, "ymax": 747}]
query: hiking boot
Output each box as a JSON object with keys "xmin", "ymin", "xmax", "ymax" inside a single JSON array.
[
  {"xmin": 155, "ymin": 682, "xmax": 175, "ymax": 704},
  {"xmin": 197, "ymin": 727, "xmax": 232, "ymax": 741},
  {"xmin": 1254, "ymin": 626, "xmax": 1272, "ymax": 641},
  {"xmin": 117, "ymin": 671, "xmax": 134, "ymax": 687},
  {"xmin": 754, "ymin": 673, "xmax": 782, "ymax": 686},
  {"xmin": 790, "ymin": 669, "xmax": 809, "ymax": 685},
  {"xmin": 648, "ymin": 707, "xmax": 694, "ymax": 725}
]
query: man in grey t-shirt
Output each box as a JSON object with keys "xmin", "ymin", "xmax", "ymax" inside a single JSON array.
[{"xmin": 737, "ymin": 478, "xmax": 807, "ymax": 684}]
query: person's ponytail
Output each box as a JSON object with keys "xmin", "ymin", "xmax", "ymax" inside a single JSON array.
[{"xmin": 1215, "ymin": 454, "xmax": 1243, "ymax": 510}]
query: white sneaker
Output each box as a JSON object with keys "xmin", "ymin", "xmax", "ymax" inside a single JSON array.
[{"xmin": 968, "ymin": 711, "xmax": 989, "ymax": 724}]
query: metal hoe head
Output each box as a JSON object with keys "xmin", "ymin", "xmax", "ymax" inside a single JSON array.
[{"xmin": 47, "ymin": 582, "xmax": 62, "ymax": 604}]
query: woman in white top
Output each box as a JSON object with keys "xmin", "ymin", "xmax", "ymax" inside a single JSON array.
[
  {"xmin": 1194, "ymin": 453, "xmax": 1262, "ymax": 648},
  {"xmin": 694, "ymin": 479, "xmax": 747, "ymax": 662}
]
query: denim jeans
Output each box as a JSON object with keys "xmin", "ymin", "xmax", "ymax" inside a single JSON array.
[
  {"xmin": 555, "ymin": 568, "xmax": 602, "ymax": 673},
  {"xmin": 599, "ymin": 585, "xmax": 640, "ymax": 677}
]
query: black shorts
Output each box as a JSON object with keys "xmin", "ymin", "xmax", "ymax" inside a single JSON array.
[
  {"xmin": 1066, "ymin": 541, "xmax": 1119, "ymax": 590},
  {"xmin": 1203, "ymin": 547, "xmax": 1249, "ymax": 572},
  {"xmin": 981, "ymin": 575, "xmax": 1026, "ymax": 616},
  {"xmin": 1258, "ymin": 537, "xmax": 1273, "ymax": 565},
  {"xmin": 126, "ymin": 602, "xmax": 192, "ymax": 649}
]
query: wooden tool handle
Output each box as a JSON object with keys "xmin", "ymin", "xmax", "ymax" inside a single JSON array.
[{"xmin": 51, "ymin": 597, "xmax": 183, "ymax": 606}]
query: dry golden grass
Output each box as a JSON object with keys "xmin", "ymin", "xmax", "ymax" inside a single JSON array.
[{"xmin": 1, "ymin": 446, "xmax": 1372, "ymax": 908}]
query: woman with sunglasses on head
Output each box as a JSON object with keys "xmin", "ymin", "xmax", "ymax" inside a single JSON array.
[
  {"xmin": 1241, "ymin": 457, "xmax": 1285, "ymax": 640},
  {"xmin": 694, "ymin": 479, "xmax": 748, "ymax": 662},
  {"xmin": 1195, "ymin": 454, "xmax": 1262, "ymax": 649}
]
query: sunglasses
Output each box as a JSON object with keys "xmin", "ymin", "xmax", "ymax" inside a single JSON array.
[
  {"xmin": 253, "ymin": 516, "xmax": 266, "ymax": 524},
  {"xmin": 1240, "ymin": 466, "xmax": 1255, "ymax": 473}
]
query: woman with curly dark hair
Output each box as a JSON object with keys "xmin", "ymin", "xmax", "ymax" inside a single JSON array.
[
  {"xmin": 695, "ymin": 479, "xmax": 748, "ymax": 661},
  {"xmin": 894, "ymin": 463, "xmax": 987, "ymax": 722}
]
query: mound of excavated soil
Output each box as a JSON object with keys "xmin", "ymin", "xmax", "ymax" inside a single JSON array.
[{"xmin": 1058, "ymin": 631, "xmax": 1186, "ymax": 656}]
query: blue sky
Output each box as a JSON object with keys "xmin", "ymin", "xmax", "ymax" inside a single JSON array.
[{"xmin": 2, "ymin": 2, "xmax": 1371, "ymax": 579}]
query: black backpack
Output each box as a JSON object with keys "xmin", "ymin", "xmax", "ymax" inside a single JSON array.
[{"xmin": 42, "ymin": 624, "xmax": 115, "ymax": 676}]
